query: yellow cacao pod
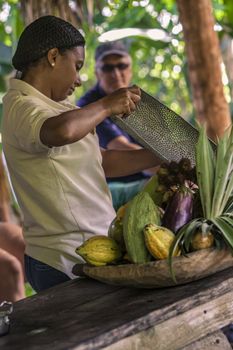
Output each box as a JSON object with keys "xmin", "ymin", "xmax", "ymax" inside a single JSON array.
[
  {"xmin": 116, "ymin": 203, "xmax": 129, "ymax": 220},
  {"xmin": 191, "ymin": 231, "xmax": 214, "ymax": 251},
  {"xmin": 144, "ymin": 223, "xmax": 180, "ymax": 260},
  {"xmin": 75, "ymin": 235, "xmax": 122, "ymax": 266}
]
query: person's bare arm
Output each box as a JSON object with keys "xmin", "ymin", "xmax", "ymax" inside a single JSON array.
[
  {"xmin": 107, "ymin": 135, "xmax": 141, "ymax": 150},
  {"xmin": 107, "ymin": 137, "xmax": 159, "ymax": 174},
  {"xmin": 40, "ymin": 86, "xmax": 141, "ymax": 147},
  {"xmin": 0, "ymin": 202, "xmax": 10, "ymax": 222},
  {"xmin": 101, "ymin": 148, "xmax": 162, "ymax": 178},
  {"xmin": 0, "ymin": 248, "xmax": 25, "ymax": 302},
  {"xmin": 0, "ymin": 222, "xmax": 25, "ymax": 269}
]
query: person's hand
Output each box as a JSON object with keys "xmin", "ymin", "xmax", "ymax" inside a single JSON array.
[{"xmin": 102, "ymin": 85, "xmax": 141, "ymax": 117}]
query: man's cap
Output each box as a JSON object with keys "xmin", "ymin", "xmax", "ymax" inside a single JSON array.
[
  {"xmin": 12, "ymin": 15, "xmax": 85, "ymax": 71},
  {"xmin": 95, "ymin": 41, "xmax": 129, "ymax": 63}
]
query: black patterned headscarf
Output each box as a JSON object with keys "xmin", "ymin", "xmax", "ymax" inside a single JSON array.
[{"xmin": 12, "ymin": 15, "xmax": 85, "ymax": 71}]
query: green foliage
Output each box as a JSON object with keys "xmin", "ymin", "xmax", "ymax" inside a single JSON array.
[
  {"xmin": 25, "ymin": 282, "xmax": 36, "ymax": 297},
  {"xmin": 0, "ymin": 1, "xmax": 24, "ymax": 94},
  {"xmin": 74, "ymin": 0, "xmax": 193, "ymax": 120},
  {"xmin": 0, "ymin": 0, "xmax": 23, "ymax": 46},
  {"xmin": 169, "ymin": 125, "xmax": 233, "ymax": 282},
  {"xmin": 213, "ymin": 0, "xmax": 233, "ymax": 39},
  {"xmin": 0, "ymin": 0, "xmax": 232, "ymax": 123}
]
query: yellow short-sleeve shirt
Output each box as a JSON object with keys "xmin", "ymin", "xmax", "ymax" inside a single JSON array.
[{"xmin": 2, "ymin": 79, "xmax": 115, "ymax": 278}]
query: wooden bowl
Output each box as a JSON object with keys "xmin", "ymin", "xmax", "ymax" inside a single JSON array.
[{"xmin": 72, "ymin": 248, "xmax": 233, "ymax": 288}]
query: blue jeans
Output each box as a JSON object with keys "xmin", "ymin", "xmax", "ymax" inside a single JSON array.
[
  {"xmin": 108, "ymin": 179, "xmax": 147, "ymax": 211},
  {"xmin": 25, "ymin": 255, "xmax": 70, "ymax": 292}
]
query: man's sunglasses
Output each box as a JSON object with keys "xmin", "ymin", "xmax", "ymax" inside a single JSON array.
[{"xmin": 100, "ymin": 63, "xmax": 130, "ymax": 73}]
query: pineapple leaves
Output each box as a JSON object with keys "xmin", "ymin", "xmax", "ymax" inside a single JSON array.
[
  {"xmin": 168, "ymin": 125, "xmax": 233, "ymax": 283},
  {"xmin": 224, "ymin": 197, "xmax": 233, "ymax": 213},
  {"xmin": 212, "ymin": 141, "xmax": 233, "ymax": 217},
  {"xmin": 168, "ymin": 225, "xmax": 185, "ymax": 283},
  {"xmin": 211, "ymin": 217, "xmax": 233, "ymax": 251},
  {"xmin": 220, "ymin": 171, "xmax": 233, "ymax": 213},
  {"xmin": 168, "ymin": 218, "xmax": 201, "ymax": 283},
  {"xmin": 195, "ymin": 125, "xmax": 215, "ymax": 219},
  {"xmin": 196, "ymin": 125, "xmax": 233, "ymax": 219},
  {"xmin": 183, "ymin": 219, "xmax": 202, "ymax": 252}
]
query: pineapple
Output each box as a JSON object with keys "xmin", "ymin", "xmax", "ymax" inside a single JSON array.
[{"xmin": 169, "ymin": 124, "xmax": 233, "ymax": 282}]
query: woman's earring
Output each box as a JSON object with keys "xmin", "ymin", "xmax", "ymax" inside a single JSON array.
[{"xmin": 51, "ymin": 62, "xmax": 55, "ymax": 67}]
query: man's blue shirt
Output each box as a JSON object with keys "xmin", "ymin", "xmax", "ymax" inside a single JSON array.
[{"xmin": 77, "ymin": 83, "xmax": 149, "ymax": 183}]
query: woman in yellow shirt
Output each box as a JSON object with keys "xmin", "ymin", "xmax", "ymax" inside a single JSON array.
[{"xmin": 2, "ymin": 15, "xmax": 162, "ymax": 292}]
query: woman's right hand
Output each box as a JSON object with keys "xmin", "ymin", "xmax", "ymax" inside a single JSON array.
[
  {"xmin": 101, "ymin": 85, "xmax": 141, "ymax": 117},
  {"xmin": 40, "ymin": 86, "xmax": 141, "ymax": 147}
]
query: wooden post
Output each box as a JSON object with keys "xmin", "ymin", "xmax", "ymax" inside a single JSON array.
[{"xmin": 176, "ymin": 0, "xmax": 231, "ymax": 140}]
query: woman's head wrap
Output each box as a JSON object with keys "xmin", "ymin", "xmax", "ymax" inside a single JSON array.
[{"xmin": 12, "ymin": 15, "xmax": 85, "ymax": 71}]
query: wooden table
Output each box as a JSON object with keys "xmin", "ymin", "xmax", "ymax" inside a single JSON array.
[{"xmin": 1, "ymin": 267, "xmax": 233, "ymax": 350}]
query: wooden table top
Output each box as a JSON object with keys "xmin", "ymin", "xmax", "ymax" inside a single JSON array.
[{"xmin": 1, "ymin": 267, "xmax": 233, "ymax": 350}]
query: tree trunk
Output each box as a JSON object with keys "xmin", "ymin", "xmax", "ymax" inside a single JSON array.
[
  {"xmin": 176, "ymin": 0, "xmax": 231, "ymax": 140},
  {"xmin": 20, "ymin": 0, "xmax": 97, "ymax": 27}
]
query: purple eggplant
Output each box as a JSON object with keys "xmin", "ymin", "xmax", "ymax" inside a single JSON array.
[{"xmin": 162, "ymin": 185, "xmax": 193, "ymax": 233}]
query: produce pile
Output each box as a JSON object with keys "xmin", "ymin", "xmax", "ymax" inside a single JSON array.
[{"xmin": 76, "ymin": 125, "xmax": 233, "ymax": 280}]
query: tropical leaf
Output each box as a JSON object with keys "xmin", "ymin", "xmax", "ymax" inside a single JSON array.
[
  {"xmin": 211, "ymin": 217, "xmax": 233, "ymax": 249},
  {"xmin": 168, "ymin": 219, "xmax": 201, "ymax": 283},
  {"xmin": 168, "ymin": 225, "xmax": 187, "ymax": 283},
  {"xmin": 220, "ymin": 215, "xmax": 233, "ymax": 229},
  {"xmin": 214, "ymin": 129, "xmax": 229, "ymax": 187},
  {"xmin": 195, "ymin": 124, "xmax": 215, "ymax": 218},
  {"xmin": 223, "ymin": 195, "xmax": 233, "ymax": 213},
  {"xmin": 183, "ymin": 218, "xmax": 202, "ymax": 252}
]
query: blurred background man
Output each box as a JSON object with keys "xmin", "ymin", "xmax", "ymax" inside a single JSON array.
[{"xmin": 77, "ymin": 41, "xmax": 152, "ymax": 210}]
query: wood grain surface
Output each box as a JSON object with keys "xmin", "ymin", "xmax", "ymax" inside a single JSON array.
[
  {"xmin": 72, "ymin": 248, "xmax": 233, "ymax": 288},
  {"xmin": 1, "ymin": 267, "xmax": 233, "ymax": 350},
  {"xmin": 180, "ymin": 331, "xmax": 232, "ymax": 350}
]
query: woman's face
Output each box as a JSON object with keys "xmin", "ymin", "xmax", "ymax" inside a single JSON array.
[{"xmin": 51, "ymin": 46, "xmax": 85, "ymax": 101}]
